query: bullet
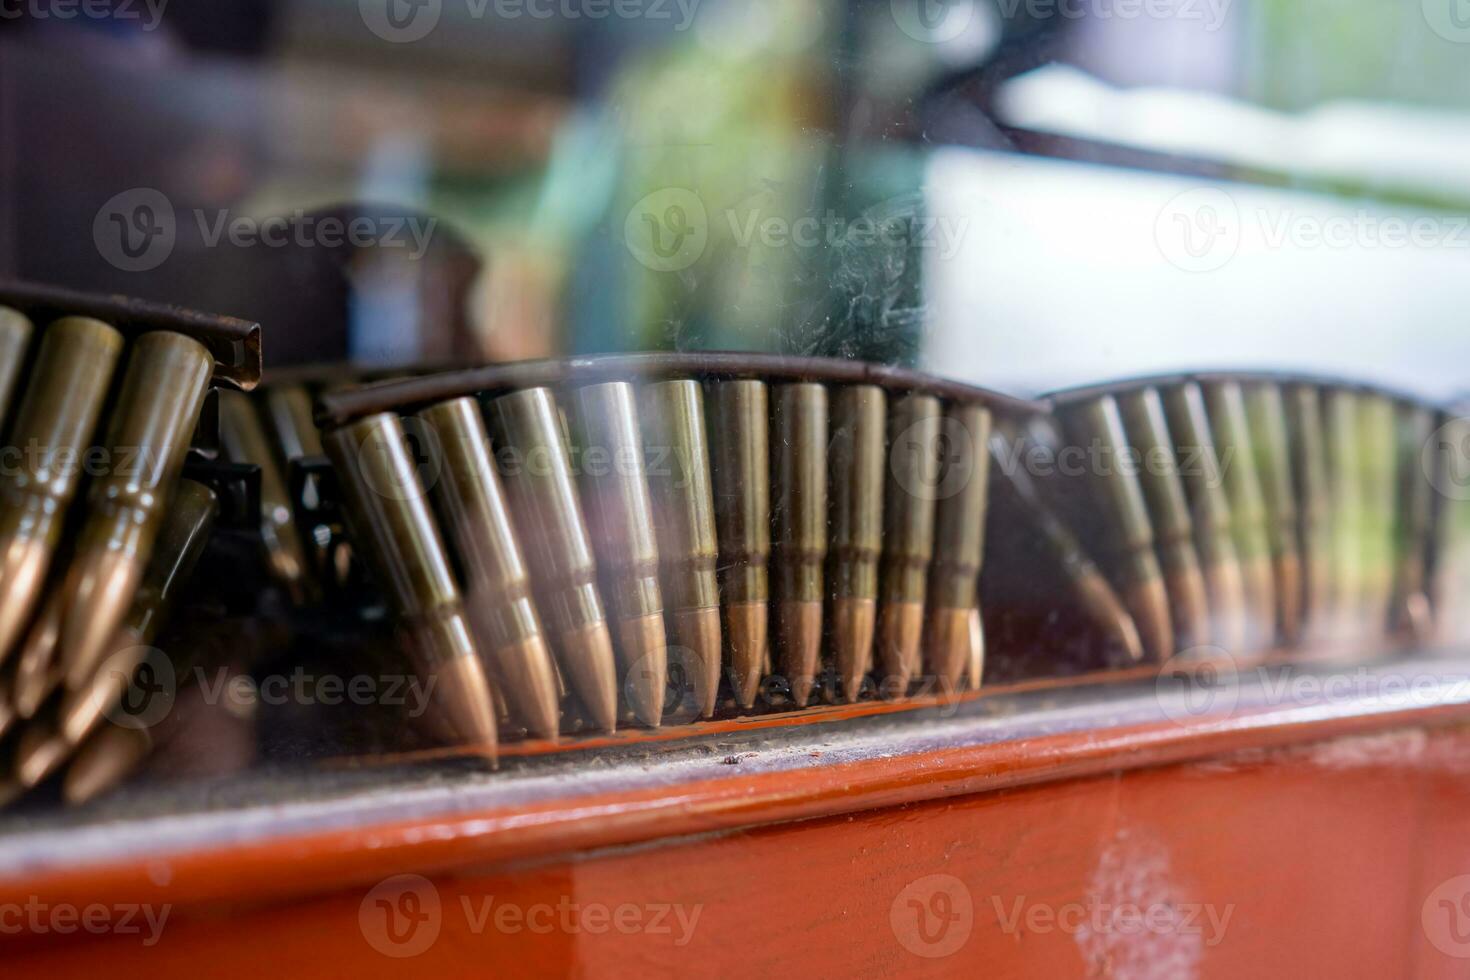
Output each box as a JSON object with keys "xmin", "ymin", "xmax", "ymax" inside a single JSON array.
[
  {"xmin": 0, "ymin": 307, "xmax": 33, "ymax": 429},
  {"xmin": 1200, "ymin": 381, "xmax": 1276, "ymax": 653},
  {"xmin": 568, "ymin": 383, "xmax": 667, "ymax": 727},
  {"xmin": 638, "ymin": 381, "xmax": 722, "ymax": 718},
  {"xmin": 1244, "ymin": 383, "xmax": 1302, "ymax": 646},
  {"xmin": 1324, "ymin": 389, "xmax": 1365, "ymax": 644},
  {"xmin": 1284, "ymin": 385, "xmax": 1333, "ymax": 645},
  {"xmin": 1359, "ymin": 393, "xmax": 1399, "ymax": 638},
  {"xmin": 489, "ymin": 388, "xmax": 619, "ymax": 731},
  {"xmin": 416, "ymin": 398, "xmax": 560, "ymax": 739},
  {"xmin": 0, "ymin": 316, "xmax": 124, "ymax": 665},
  {"xmin": 62, "ymin": 723, "xmax": 152, "ymax": 806},
  {"xmin": 325, "ymin": 413, "xmax": 499, "ymax": 756},
  {"xmin": 13, "ymin": 591, "xmax": 63, "ymax": 719},
  {"xmin": 0, "ymin": 665, "xmax": 14, "ymax": 739},
  {"xmin": 58, "ymin": 480, "xmax": 219, "ymax": 747},
  {"xmin": 58, "ymin": 332, "xmax": 213, "ymax": 691},
  {"xmin": 1162, "ymin": 383, "xmax": 1248, "ymax": 654},
  {"xmin": 925, "ymin": 403, "xmax": 990, "ymax": 692},
  {"xmin": 827, "ymin": 385, "xmax": 885, "ymax": 701},
  {"xmin": 1060, "ymin": 396, "xmax": 1173, "ymax": 663},
  {"xmin": 1431, "ymin": 412, "xmax": 1470, "ymax": 643},
  {"xmin": 264, "ymin": 384, "xmax": 325, "ymax": 458},
  {"xmin": 986, "ymin": 424, "xmax": 1144, "ymax": 665},
  {"xmin": 15, "ymin": 712, "xmax": 68, "ymax": 789},
  {"xmin": 1117, "ymin": 388, "xmax": 1212, "ymax": 653},
  {"xmin": 220, "ymin": 389, "xmax": 316, "ymax": 605},
  {"xmin": 1391, "ymin": 403, "xmax": 1434, "ymax": 641},
  {"xmin": 707, "ymin": 380, "xmax": 770, "ymax": 709},
  {"xmin": 263, "ymin": 384, "xmax": 326, "ymax": 510},
  {"xmin": 771, "ymin": 383, "xmax": 828, "ymax": 708},
  {"xmin": 966, "ymin": 606, "xmax": 984, "ymax": 691},
  {"xmin": 878, "ymin": 394, "xmax": 941, "ymax": 695}
]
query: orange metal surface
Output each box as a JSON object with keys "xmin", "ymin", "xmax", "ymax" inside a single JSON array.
[
  {"xmin": 2, "ymin": 683, "xmax": 1470, "ymax": 976},
  {"xmin": 6, "ymin": 720, "xmax": 1470, "ymax": 977}
]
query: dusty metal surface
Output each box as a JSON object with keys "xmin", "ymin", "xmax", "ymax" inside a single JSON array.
[{"xmin": 1, "ymin": 650, "xmax": 1467, "ymax": 881}]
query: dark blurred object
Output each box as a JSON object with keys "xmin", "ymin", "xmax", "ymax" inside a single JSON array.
[{"xmin": 239, "ymin": 202, "xmax": 483, "ymax": 368}]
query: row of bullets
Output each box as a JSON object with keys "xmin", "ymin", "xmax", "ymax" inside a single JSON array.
[
  {"xmin": 309, "ymin": 372, "xmax": 999, "ymax": 753},
  {"xmin": 11, "ymin": 338, "xmax": 1458, "ymax": 797},
  {"xmin": 0, "ymin": 299, "xmax": 236, "ymax": 807},
  {"xmin": 1038, "ymin": 377, "xmax": 1443, "ymax": 665}
]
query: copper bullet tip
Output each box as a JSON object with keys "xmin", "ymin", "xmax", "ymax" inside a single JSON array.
[
  {"xmin": 490, "ymin": 634, "xmax": 562, "ymax": 741},
  {"xmin": 58, "ymin": 638, "xmax": 148, "ymax": 746},
  {"xmin": 556, "ymin": 622, "xmax": 619, "ymax": 733},
  {"xmin": 673, "ymin": 607, "xmax": 722, "ymax": 719},
  {"xmin": 14, "ymin": 594, "xmax": 63, "ymax": 719},
  {"xmin": 967, "ymin": 607, "xmax": 985, "ymax": 692},
  {"xmin": 0, "ymin": 779, "xmax": 21, "ymax": 810},
  {"xmin": 615, "ymin": 613, "xmax": 667, "ymax": 728},
  {"xmin": 60, "ymin": 547, "xmax": 144, "ymax": 691},
  {"xmin": 1274, "ymin": 553, "xmax": 1303, "ymax": 647},
  {"xmin": 832, "ymin": 597, "xmax": 876, "ymax": 702},
  {"xmin": 778, "ymin": 600, "xmax": 822, "ymax": 708},
  {"xmin": 924, "ymin": 606, "xmax": 971, "ymax": 694},
  {"xmin": 725, "ymin": 600, "xmax": 767, "ymax": 710},
  {"xmin": 1124, "ymin": 579, "xmax": 1174, "ymax": 663},
  {"xmin": 1163, "ymin": 563, "xmax": 1212, "ymax": 653},
  {"xmin": 1241, "ymin": 555, "xmax": 1277, "ymax": 653},
  {"xmin": 877, "ymin": 600, "xmax": 924, "ymax": 698},
  {"xmin": 430, "ymin": 653, "xmax": 500, "ymax": 763},
  {"xmin": 1205, "ymin": 560, "xmax": 1248, "ymax": 656},
  {"xmin": 0, "ymin": 534, "xmax": 51, "ymax": 668},
  {"xmin": 62, "ymin": 727, "xmax": 151, "ymax": 806},
  {"xmin": 16, "ymin": 724, "xmax": 70, "ymax": 789}
]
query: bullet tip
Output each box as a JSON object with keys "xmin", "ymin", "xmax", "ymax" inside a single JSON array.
[
  {"xmin": 725, "ymin": 601, "xmax": 767, "ymax": 710},
  {"xmin": 673, "ymin": 607, "xmax": 722, "ymax": 719},
  {"xmin": 832, "ymin": 597, "xmax": 876, "ymax": 703},
  {"xmin": 16, "ymin": 725, "xmax": 69, "ymax": 789},
  {"xmin": 431, "ymin": 653, "xmax": 501, "ymax": 763},
  {"xmin": 59, "ymin": 550, "xmax": 144, "ymax": 691},
  {"xmin": 1124, "ymin": 578, "xmax": 1174, "ymax": 663},
  {"xmin": 924, "ymin": 606, "xmax": 971, "ymax": 693},
  {"xmin": 615, "ymin": 613, "xmax": 667, "ymax": 728},
  {"xmin": 557, "ymin": 622, "xmax": 619, "ymax": 733},
  {"xmin": 491, "ymin": 633, "xmax": 563, "ymax": 741},
  {"xmin": 777, "ymin": 600, "xmax": 822, "ymax": 709},
  {"xmin": 877, "ymin": 600, "xmax": 924, "ymax": 699}
]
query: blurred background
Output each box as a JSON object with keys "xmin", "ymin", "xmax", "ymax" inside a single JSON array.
[{"xmin": 1, "ymin": 0, "xmax": 1467, "ymax": 396}]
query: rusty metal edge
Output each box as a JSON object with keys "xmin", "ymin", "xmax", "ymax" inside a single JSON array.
[
  {"xmin": 0, "ymin": 280, "xmax": 262, "ymax": 391},
  {"xmin": 315, "ymin": 352, "xmax": 1047, "ymax": 429},
  {"xmin": 1043, "ymin": 369, "xmax": 1438, "ymax": 412}
]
